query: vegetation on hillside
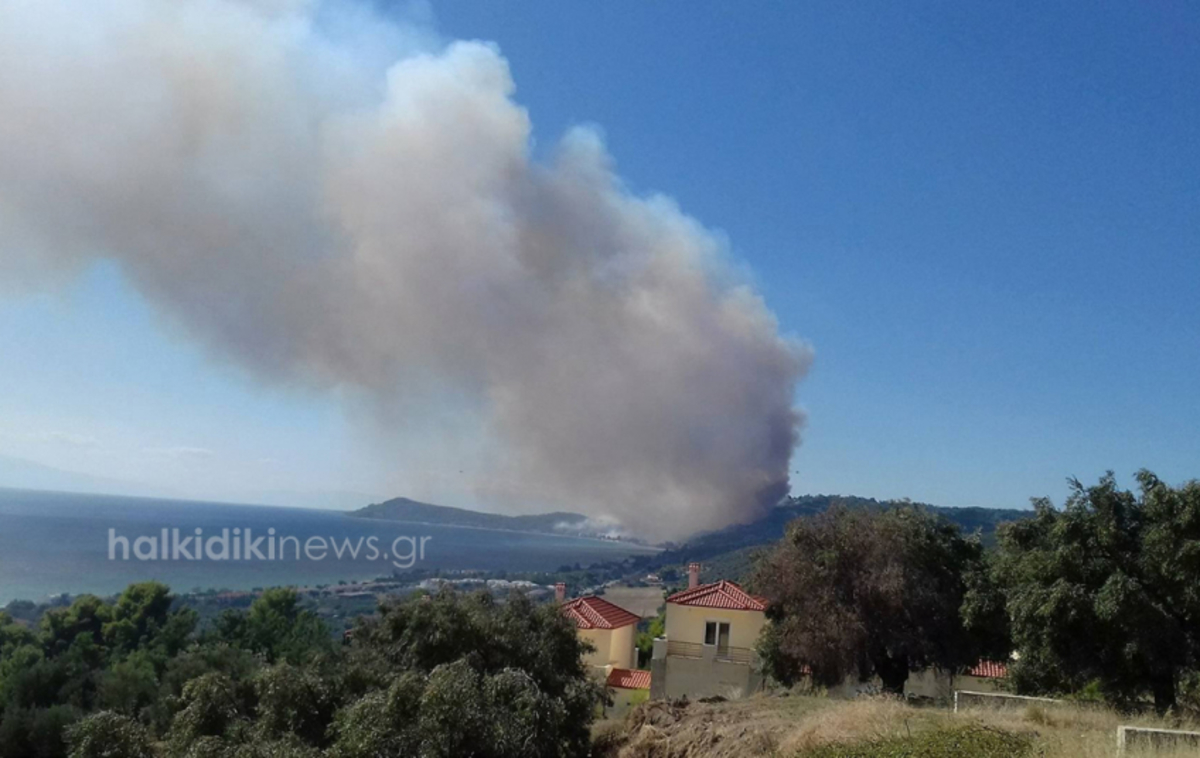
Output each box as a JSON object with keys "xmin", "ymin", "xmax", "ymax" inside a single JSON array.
[
  {"xmin": 3, "ymin": 470, "xmax": 1199, "ymax": 756},
  {"xmin": 593, "ymin": 694, "xmax": 1197, "ymax": 757},
  {"xmin": 0, "ymin": 582, "xmax": 602, "ymax": 758},
  {"xmin": 752, "ymin": 471, "xmax": 1200, "ymax": 716},
  {"xmin": 794, "ymin": 724, "xmax": 1033, "ymax": 758},
  {"xmin": 649, "ymin": 495, "xmax": 1030, "ymax": 585}
]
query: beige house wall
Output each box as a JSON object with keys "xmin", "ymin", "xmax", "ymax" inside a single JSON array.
[
  {"xmin": 579, "ymin": 628, "xmax": 612, "ymax": 668},
  {"xmin": 579, "ymin": 625, "xmax": 637, "ymax": 670},
  {"xmin": 664, "ymin": 604, "xmax": 766, "ymax": 649},
  {"xmin": 608, "ymin": 623, "xmax": 636, "ymax": 670}
]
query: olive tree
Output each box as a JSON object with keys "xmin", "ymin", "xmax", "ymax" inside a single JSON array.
[
  {"xmin": 754, "ymin": 505, "xmax": 993, "ymax": 694},
  {"xmin": 995, "ymin": 471, "xmax": 1200, "ymax": 713},
  {"xmin": 66, "ymin": 711, "xmax": 154, "ymax": 758}
]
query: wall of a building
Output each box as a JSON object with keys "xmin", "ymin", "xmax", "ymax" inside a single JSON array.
[
  {"xmin": 608, "ymin": 624, "xmax": 636, "ymax": 670},
  {"xmin": 579, "ymin": 625, "xmax": 636, "ymax": 669},
  {"xmin": 658, "ymin": 654, "xmax": 763, "ymax": 700},
  {"xmin": 821, "ymin": 671, "xmax": 1005, "ymax": 701},
  {"xmin": 607, "ymin": 687, "xmax": 649, "ymax": 716},
  {"xmin": 906, "ymin": 670, "xmax": 1008, "ymax": 700},
  {"xmin": 579, "ymin": 628, "xmax": 612, "ymax": 668},
  {"xmin": 664, "ymin": 604, "xmax": 766, "ymax": 649}
]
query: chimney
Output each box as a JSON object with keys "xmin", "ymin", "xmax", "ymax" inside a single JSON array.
[
  {"xmin": 554, "ymin": 582, "xmax": 566, "ymax": 603},
  {"xmin": 688, "ymin": 563, "xmax": 700, "ymax": 589}
]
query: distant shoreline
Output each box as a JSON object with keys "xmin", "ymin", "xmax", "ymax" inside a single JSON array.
[{"xmin": 344, "ymin": 511, "xmax": 661, "ymax": 550}]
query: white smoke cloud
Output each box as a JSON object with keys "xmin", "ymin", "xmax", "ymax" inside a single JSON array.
[{"xmin": 0, "ymin": 0, "xmax": 811, "ymax": 540}]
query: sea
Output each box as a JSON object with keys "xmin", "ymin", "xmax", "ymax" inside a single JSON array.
[{"xmin": 0, "ymin": 488, "xmax": 657, "ymax": 604}]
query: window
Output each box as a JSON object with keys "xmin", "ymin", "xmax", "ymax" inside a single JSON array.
[{"xmin": 704, "ymin": 621, "xmax": 730, "ymax": 649}]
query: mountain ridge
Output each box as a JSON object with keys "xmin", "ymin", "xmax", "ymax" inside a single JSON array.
[
  {"xmin": 651, "ymin": 494, "xmax": 1032, "ymax": 581},
  {"xmin": 348, "ymin": 493, "xmax": 1031, "ymax": 554},
  {"xmin": 348, "ymin": 496, "xmax": 597, "ymax": 537}
]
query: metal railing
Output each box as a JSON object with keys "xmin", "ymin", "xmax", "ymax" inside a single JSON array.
[
  {"xmin": 717, "ymin": 646, "xmax": 755, "ymax": 665},
  {"xmin": 665, "ymin": 640, "xmax": 755, "ymax": 665},
  {"xmin": 666, "ymin": 640, "xmax": 703, "ymax": 658}
]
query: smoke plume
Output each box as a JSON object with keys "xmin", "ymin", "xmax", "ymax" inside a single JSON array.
[{"xmin": 0, "ymin": 0, "xmax": 811, "ymax": 539}]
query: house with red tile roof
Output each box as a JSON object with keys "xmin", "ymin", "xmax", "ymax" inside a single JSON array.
[
  {"xmin": 605, "ymin": 667, "xmax": 652, "ymax": 714},
  {"xmin": 666, "ymin": 579, "xmax": 768, "ymax": 613},
  {"xmin": 556, "ymin": 583, "xmax": 656, "ymax": 713},
  {"xmin": 556, "ymin": 584, "xmax": 641, "ymax": 673},
  {"xmin": 966, "ymin": 660, "xmax": 1008, "ymax": 679},
  {"xmin": 825, "ymin": 658, "xmax": 1009, "ymax": 700},
  {"xmin": 649, "ymin": 564, "xmax": 769, "ymax": 700},
  {"xmin": 606, "ymin": 667, "xmax": 652, "ymax": 690}
]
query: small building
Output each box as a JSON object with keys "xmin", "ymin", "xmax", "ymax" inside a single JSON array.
[
  {"xmin": 558, "ymin": 584, "xmax": 641, "ymax": 672},
  {"xmin": 650, "ymin": 563, "xmax": 768, "ymax": 700},
  {"xmin": 906, "ymin": 659, "xmax": 1008, "ymax": 701},
  {"xmin": 605, "ymin": 667, "xmax": 651, "ymax": 715},
  {"xmin": 820, "ymin": 659, "xmax": 1009, "ymax": 701}
]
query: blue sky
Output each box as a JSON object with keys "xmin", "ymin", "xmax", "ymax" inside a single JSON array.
[{"xmin": 1, "ymin": 1, "xmax": 1197, "ymax": 511}]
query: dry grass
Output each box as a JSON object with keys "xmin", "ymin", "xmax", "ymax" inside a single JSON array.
[
  {"xmin": 957, "ymin": 701, "xmax": 1200, "ymax": 758},
  {"xmin": 592, "ymin": 693, "xmax": 1200, "ymax": 757}
]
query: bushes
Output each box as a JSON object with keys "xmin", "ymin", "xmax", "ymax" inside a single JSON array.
[
  {"xmin": 795, "ymin": 724, "xmax": 1033, "ymax": 758},
  {"xmin": 65, "ymin": 711, "xmax": 154, "ymax": 758},
  {"xmin": 252, "ymin": 663, "xmax": 337, "ymax": 747},
  {"xmin": 0, "ymin": 583, "xmax": 604, "ymax": 757},
  {"xmin": 0, "ymin": 704, "xmax": 80, "ymax": 758}
]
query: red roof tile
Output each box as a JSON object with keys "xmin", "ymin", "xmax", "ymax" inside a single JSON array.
[
  {"xmin": 666, "ymin": 580, "xmax": 767, "ymax": 612},
  {"xmin": 560, "ymin": 596, "xmax": 641, "ymax": 630},
  {"xmin": 607, "ymin": 668, "xmax": 652, "ymax": 690},
  {"xmin": 967, "ymin": 660, "xmax": 1008, "ymax": 679}
]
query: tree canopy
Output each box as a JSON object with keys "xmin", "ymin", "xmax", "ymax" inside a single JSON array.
[
  {"xmin": 337, "ymin": 589, "xmax": 603, "ymax": 758},
  {"xmin": 0, "ymin": 582, "xmax": 603, "ymax": 758},
  {"xmin": 993, "ymin": 470, "xmax": 1200, "ymax": 713},
  {"xmin": 753, "ymin": 505, "xmax": 995, "ymax": 694}
]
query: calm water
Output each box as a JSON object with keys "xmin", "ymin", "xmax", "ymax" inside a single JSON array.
[{"xmin": 0, "ymin": 489, "xmax": 655, "ymax": 603}]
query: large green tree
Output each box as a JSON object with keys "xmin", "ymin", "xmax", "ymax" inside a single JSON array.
[
  {"xmin": 995, "ymin": 470, "xmax": 1200, "ymax": 713},
  {"xmin": 754, "ymin": 505, "xmax": 995, "ymax": 694}
]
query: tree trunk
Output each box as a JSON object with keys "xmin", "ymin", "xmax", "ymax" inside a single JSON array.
[
  {"xmin": 1152, "ymin": 672, "xmax": 1177, "ymax": 716},
  {"xmin": 875, "ymin": 654, "xmax": 909, "ymax": 696}
]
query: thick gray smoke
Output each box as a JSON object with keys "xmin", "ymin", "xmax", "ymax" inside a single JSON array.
[{"xmin": 0, "ymin": 0, "xmax": 811, "ymax": 540}]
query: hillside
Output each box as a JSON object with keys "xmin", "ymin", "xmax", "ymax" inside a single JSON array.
[
  {"xmin": 349, "ymin": 493, "xmax": 1031, "ymax": 572},
  {"xmin": 594, "ymin": 693, "xmax": 1187, "ymax": 757},
  {"xmin": 349, "ymin": 496, "xmax": 592, "ymax": 535},
  {"xmin": 651, "ymin": 495, "xmax": 1031, "ymax": 581}
]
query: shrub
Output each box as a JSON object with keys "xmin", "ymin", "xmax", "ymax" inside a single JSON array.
[
  {"xmin": 795, "ymin": 724, "xmax": 1033, "ymax": 757},
  {"xmin": 0, "ymin": 704, "xmax": 81, "ymax": 758},
  {"xmin": 66, "ymin": 711, "xmax": 154, "ymax": 758},
  {"xmin": 252, "ymin": 663, "xmax": 336, "ymax": 747}
]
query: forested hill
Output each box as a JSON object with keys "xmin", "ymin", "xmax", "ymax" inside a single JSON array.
[
  {"xmin": 351, "ymin": 494, "xmax": 1030, "ymax": 555},
  {"xmin": 657, "ymin": 494, "xmax": 1031, "ymax": 566},
  {"xmin": 349, "ymin": 496, "xmax": 591, "ymax": 535}
]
